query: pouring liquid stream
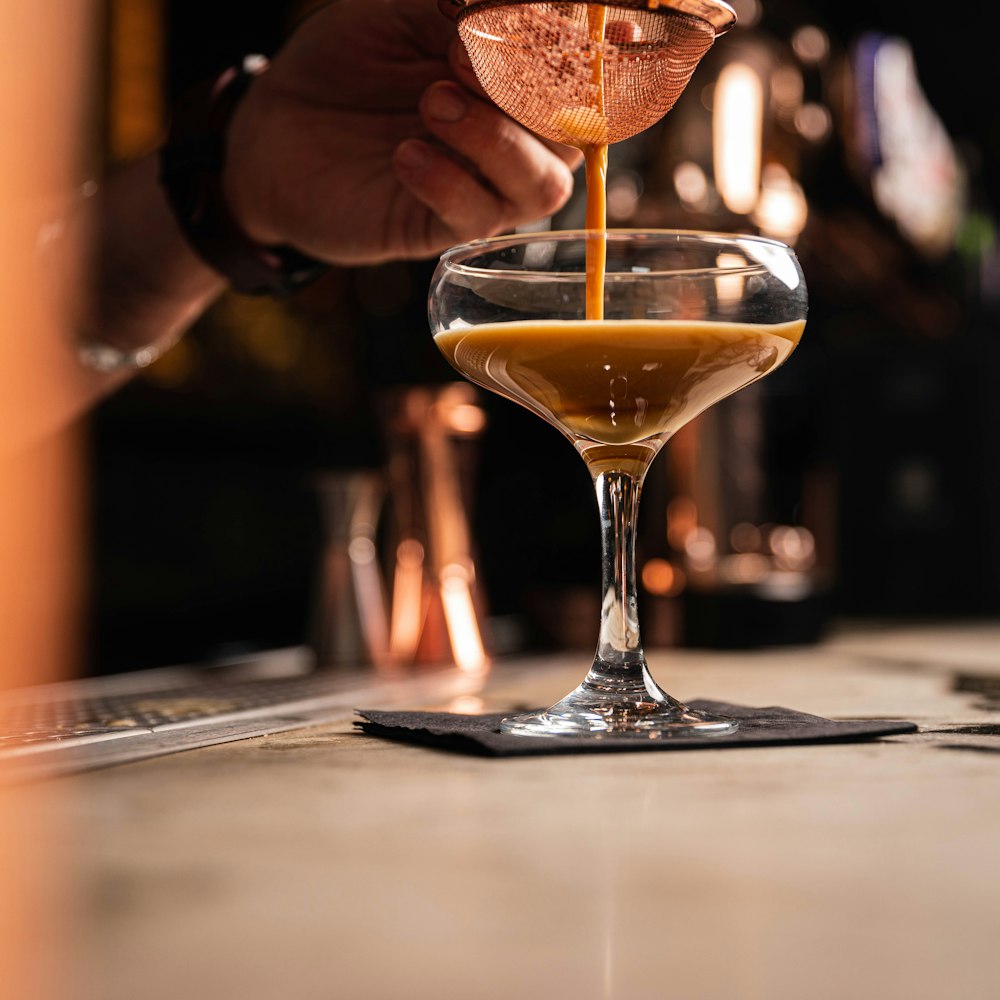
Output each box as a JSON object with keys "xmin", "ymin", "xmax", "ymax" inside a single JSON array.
[{"xmin": 584, "ymin": 3, "xmax": 608, "ymax": 321}]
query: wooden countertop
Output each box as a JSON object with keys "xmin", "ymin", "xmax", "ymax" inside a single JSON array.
[{"xmin": 35, "ymin": 621, "xmax": 1000, "ymax": 999}]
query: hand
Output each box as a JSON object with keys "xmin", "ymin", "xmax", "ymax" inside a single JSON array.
[{"xmin": 223, "ymin": 0, "xmax": 582, "ymax": 266}]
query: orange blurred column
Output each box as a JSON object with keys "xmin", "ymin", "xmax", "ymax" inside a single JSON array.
[{"xmin": 0, "ymin": 2, "xmax": 97, "ymax": 998}]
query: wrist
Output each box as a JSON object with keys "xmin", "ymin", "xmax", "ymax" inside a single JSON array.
[
  {"xmin": 75, "ymin": 155, "xmax": 225, "ymax": 375},
  {"xmin": 221, "ymin": 79, "xmax": 282, "ymax": 248},
  {"xmin": 158, "ymin": 55, "xmax": 329, "ymax": 297}
]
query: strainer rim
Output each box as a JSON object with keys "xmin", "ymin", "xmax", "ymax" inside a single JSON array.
[{"xmin": 454, "ymin": 0, "xmax": 737, "ymax": 34}]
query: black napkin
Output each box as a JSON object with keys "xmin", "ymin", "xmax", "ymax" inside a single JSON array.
[{"xmin": 354, "ymin": 700, "xmax": 919, "ymax": 757}]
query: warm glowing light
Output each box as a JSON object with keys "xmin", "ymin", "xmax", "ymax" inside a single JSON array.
[
  {"xmin": 348, "ymin": 537, "xmax": 377, "ymax": 566},
  {"xmin": 673, "ymin": 161, "xmax": 711, "ymax": 213},
  {"xmin": 448, "ymin": 694, "xmax": 486, "ymax": 714},
  {"xmin": 684, "ymin": 527, "xmax": 717, "ymax": 572},
  {"xmin": 607, "ymin": 170, "xmax": 642, "ymax": 221},
  {"xmin": 720, "ymin": 552, "xmax": 770, "ymax": 584},
  {"xmin": 350, "ymin": 532, "xmax": 390, "ymax": 666},
  {"xmin": 728, "ymin": 0, "xmax": 762, "ymax": 28},
  {"xmin": 770, "ymin": 65, "xmax": 803, "ymax": 114},
  {"xmin": 109, "ymin": 0, "xmax": 164, "ymax": 160},
  {"xmin": 768, "ymin": 525, "xmax": 816, "ymax": 570},
  {"xmin": 730, "ymin": 521, "xmax": 762, "ymax": 553},
  {"xmin": 389, "ymin": 539, "xmax": 425, "ymax": 662},
  {"xmin": 752, "ymin": 164, "xmax": 809, "ymax": 244},
  {"xmin": 440, "ymin": 563, "xmax": 488, "ymax": 674},
  {"xmin": 714, "ymin": 251, "xmax": 746, "ymax": 307},
  {"xmin": 641, "ymin": 558, "xmax": 686, "ymax": 597},
  {"xmin": 667, "ymin": 497, "xmax": 698, "ymax": 550},
  {"xmin": 794, "ymin": 102, "xmax": 832, "ymax": 143},
  {"xmin": 641, "ymin": 558, "xmax": 673, "ymax": 595},
  {"xmin": 442, "ymin": 402, "xmax": 486, "ymax": 435},
  {"xmin": 792, "ymin": 25, "xmax": 829, "ymax": 64},
  {"xmin": 713, "ymin": 62, "xmax": 763, "ymax": 215}
]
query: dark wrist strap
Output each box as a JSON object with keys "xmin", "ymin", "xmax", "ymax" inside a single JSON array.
[{"xmin": 158, "ymin": 55, "xmax": 329, "ymax": 297}]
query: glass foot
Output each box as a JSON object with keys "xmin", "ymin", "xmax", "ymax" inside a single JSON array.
[{"xmin": 500, "ymin": 680, "xmax": 738, "ymax": 739}]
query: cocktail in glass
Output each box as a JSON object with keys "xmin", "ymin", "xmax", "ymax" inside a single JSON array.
[{"xmin": 429, "ymin": 229, "xmax": 807, "ymax": 737}]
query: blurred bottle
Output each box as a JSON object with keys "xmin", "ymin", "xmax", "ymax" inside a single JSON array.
[{"xmin": 311, "ymin": 383, "xmax": 491, "ymax": 674}]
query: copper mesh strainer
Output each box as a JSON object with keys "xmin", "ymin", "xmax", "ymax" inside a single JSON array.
[{"xmin": 447, "ymin": 0, "xmax": 736, "ymax": 148}]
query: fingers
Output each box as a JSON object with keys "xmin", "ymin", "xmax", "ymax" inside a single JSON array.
[
  {"xmin": 448, "ymin": 37, "xmax": 486, "ymax": 98},
  {"xmin": 416, "ymin": 81, "xmax": 577, "ymax": 222},
  {"xmin": 393, "ymin": 135, "xmax": 520, "ymax": 251},
  {"xmin": 447, "ymin": 41, "xmax": 582, "ymax": 169}
]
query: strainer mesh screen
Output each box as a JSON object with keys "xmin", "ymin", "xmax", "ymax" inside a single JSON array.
[{"xmin": 457, "ymin": 0, "xmax": 717, "ymax": 147}]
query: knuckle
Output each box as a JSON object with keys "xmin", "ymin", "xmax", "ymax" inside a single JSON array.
[
  {"xmin": 477, "ymin": 204, "xmax": 508, "ymax": 238},
  {"xmin": 534, "ymin": 163, "xmax": 574, "ymax": 215},
  {"xmin": 487, "ymin": 117, "xmax": 520, "ymax": 161},
  {"xmin": 451, "ymin": 195, "xmax": 506, "ymax": 243}
]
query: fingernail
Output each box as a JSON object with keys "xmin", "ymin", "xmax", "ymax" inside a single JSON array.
[
  {"xmin": 395, "ymin": 139, "xmax": 429, "ymax": 171},
  {"xmin": 425, "ymin": 84, "xmax": 467, "ymax": 123}
]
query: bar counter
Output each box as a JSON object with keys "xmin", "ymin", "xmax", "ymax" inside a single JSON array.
[{"xmin": 49, "ymin": 620, "xmax": 1000, "ymax": 999}]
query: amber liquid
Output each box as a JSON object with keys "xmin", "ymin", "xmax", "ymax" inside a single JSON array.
[
  {"xmin": 584, "ymin": 5, "xmax": 608, "ymax": 321},
  {"xmin": 436, "ymin": 318, "xmax": 805, "ymax": 473}
]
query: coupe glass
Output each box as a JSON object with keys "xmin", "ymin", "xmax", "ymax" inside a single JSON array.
[{"xmin": 429, "ymin": 230, "xmax": 807, "ymax": 738}]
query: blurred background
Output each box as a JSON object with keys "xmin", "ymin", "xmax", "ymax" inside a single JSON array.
[{"xmin": 80, "ymin": 0, "xmax": 999, "ymax": 676}]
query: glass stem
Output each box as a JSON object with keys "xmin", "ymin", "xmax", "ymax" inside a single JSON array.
[{"xmin": 585, "ymin": 469, "xmax": 660, "ymax": 698}]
